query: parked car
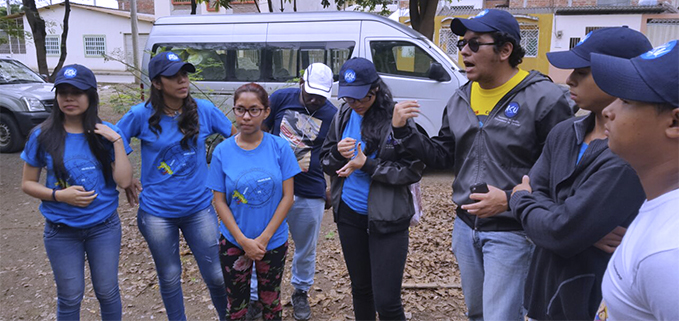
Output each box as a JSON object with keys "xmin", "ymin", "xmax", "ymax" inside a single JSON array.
[
  {"xmin": 143, "ymin": 11, "xmax": 467, "ymax": 137},
  {"xmin": 0, "ymin": 57, "xmax": 53, "ymax": 153}
]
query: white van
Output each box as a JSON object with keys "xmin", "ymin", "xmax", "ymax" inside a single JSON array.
[{"xmin": 143, "ymin": 11, "xmax": 467, "ymax": 136}]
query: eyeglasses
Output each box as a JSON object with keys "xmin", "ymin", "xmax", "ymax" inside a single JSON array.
[
  {"xmin": 233, "ymin": 106, "xmax": 264, "ymax": 117},
  {"xmin": 457, "ymin": 39, "xmax": 496, "ymax": 52},
  {"xmin": 343, "ymin": 92, "xmax": 375, "ymax": 105}
]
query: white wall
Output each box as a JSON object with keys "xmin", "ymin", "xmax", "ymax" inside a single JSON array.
[
  {"xmin": 548, "ymin": 14, "xmax": 643, "ymax": 83},
  {"xmin": 13, "ymin": 5, "xmax": 153, "ymax": 76},
  {"xmin": 550, "ymin": 14, "xmax": 643, "ymax": 52}
]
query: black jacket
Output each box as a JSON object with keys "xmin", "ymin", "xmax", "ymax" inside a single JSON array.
[
  {"xmin": 510, "ymin": 114, "xmax": 645, "ymax": 320},
  {"xmin": 320, "ymin": 103, "xmax": 425, "ymax": 234},
  {"xmin": 393, "ymin": 70, "xmax": 573, "ymax": 231}
]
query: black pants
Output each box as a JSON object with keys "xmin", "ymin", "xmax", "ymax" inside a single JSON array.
[{"xmin": 336, "ymin": 200, "xmax": 409, "ymax": 321}]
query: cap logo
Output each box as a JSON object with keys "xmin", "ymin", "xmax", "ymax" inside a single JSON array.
[
  {"xmin": 505, "ymin": 102, "xmax": 520, "ymax": 118},
  {"xmin": 473, "ymin": 9, "xmax": 488, "ymax": 19},
  {"xmin": 576, "ymin": 32, "xmax": 592, "ymax": 47},
  {"xmin": 640, "ymin": 40, "xmax": 676, "ymax": 60},
  {"xmin": 167, "ymin": 52, "xmax": 180, "ymax": 61},
  {"xmin": 63, "ymin": 67, "xmax": 77, "ymax": 78},
  {"xmin": 344, "ymin": 69, "xmax": 356, "ymax": 83}
]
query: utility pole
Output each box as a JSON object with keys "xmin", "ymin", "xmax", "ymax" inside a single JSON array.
[
  {"xmin": 7, "ymin": 0, "xmax": 13, "ymax": 55},
  {"xmin": 129, "ymin": 0, "xmax": 141, "ymax": 84}
]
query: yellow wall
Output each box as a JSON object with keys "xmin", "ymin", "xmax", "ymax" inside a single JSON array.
[{"xmin": 401, "ymin": 13, "xmax": 554, "ymax": 75}]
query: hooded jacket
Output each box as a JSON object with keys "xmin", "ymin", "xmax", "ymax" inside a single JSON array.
[
  {"xmin": 510, "ymin": 113, "xmax": 645, "ymax": 320},
  {"xmin": 320, "ymin": 103, "xmax": 425, "ymax": 234},
  {"xmin": 393, "ymin": 70, "xmax": 573, "ymax": 231}
]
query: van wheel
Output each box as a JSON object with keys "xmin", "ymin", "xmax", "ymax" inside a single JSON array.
[{"xmin": 0, "ymin": 113, "xmax": 24, "ymax": 153}]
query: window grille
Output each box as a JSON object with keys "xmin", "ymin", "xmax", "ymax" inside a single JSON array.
[
  {"xmin": 171, "ymin": 0, "xmax": 191, "ymax": 4},
  {"xmin": 438, "ymin": 27, "xmax": 459, "ymax": 62},
  {"xmin": 520, "ymin": 24, "xmax": 539, "ymax": 57},
  {"xmin": 569, "ymin": 37, "xmax": 581, "ymax": 49},
  {"xmin": 46, "ymin": 35, "xmax": 60, "ymax": 56},
  {"xmin": 585, "ymin": 26, "xmax": 605, "ymax": 35},
  {"xmin": 84, "ymin": 35, "xmax": 106, "ymax": 57}
]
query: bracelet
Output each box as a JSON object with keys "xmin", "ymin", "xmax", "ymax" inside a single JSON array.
[
  {"xmin": 52, "ymin": 188, "xmax": 58, "ymax": 202},
  {"xmin": 112, "ymin": 137, "xmax": 122, "ymax": 144}
]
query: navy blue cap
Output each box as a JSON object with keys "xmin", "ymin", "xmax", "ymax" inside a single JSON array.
[
  {"xmin": 53, "ymin": 64, "xmax": 97, "ymax": 90},
  {"xmin": 451, "ymin": 9, "xmax": 521, "ymax": 42},
  {"xmin": 148, "ymin": 51, "xmax": 196, "ymax": 80},
  {"xmin": 547, "ymin": 27, "xmax": 652, "ymax": 69},
  {"xmin": 338, "ymin": 58, "xmax": 379, "ymax": 99},
  {"xmin": 591, "ymin": 40, "xmax": 678, "ymax": 107}
]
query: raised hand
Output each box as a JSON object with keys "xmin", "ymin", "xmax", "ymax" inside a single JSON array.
[
  {"xmin": 392, "ymin": 100, "xmax": 420, "ymax": 128},
  {"xmin": 337, "ymin": 137, "xmax": 357, "ymax": 159},
  {"xmin": 93, "ymin": 123, "xmax": 122, "ymax": 143}
]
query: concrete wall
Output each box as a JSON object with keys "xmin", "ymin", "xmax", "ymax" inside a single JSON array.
[
  {"xmin": 11, "ymin": 5, "xmax": 153, "ymax": 81},
  {"xmin": 548, "ymin": 14, "xmax": 642, "ymax": 83}
]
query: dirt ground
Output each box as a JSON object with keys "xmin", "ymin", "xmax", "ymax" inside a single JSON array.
[{"xmin": 0, "ymin": 84, "xmax": 467, "ymax": 320}]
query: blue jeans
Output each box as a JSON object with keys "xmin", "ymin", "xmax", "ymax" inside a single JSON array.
[
  {"xmin": 137, "ymin": 206, "xmax": 227, "ymax": 321},
  {"xmin": 451, "ymin": 216, "xmax": 534, "ymax": 321},
  {"xmin": 43, "ymin": 212, "xmax": 122, "ymax": 321},
  {"xmin": 250, "ymin": 196, "xmax": 325, "ymax": 299}
]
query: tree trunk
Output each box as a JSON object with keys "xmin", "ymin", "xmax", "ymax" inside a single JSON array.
[
  {"xmin": 267, "ymin": 0, "xmax": 273, "ymax": 12},
  {"xmin": 409, "ymin": 0, "xmax": 437, "ymax": 41},
  {"xmin": 253, "ymin": 0, "xmax": 261, "ymax": 12},
  {"xmin": 293, "ymin": 0, "xmax": 296, "ymax": 12},
  {"xmin": 51, "ymin": 0, "xmax": 70, "ymax": 81},
  {"xmin": 22, "ymin": 0, "xmax": 48, "ymax": 76},
  {"xmin": 190, "ymin": 0, "xmax": 197, "ymax": 14},
  {"xmin": 279, "ymin": 0, "xmax": 283, "ymax": 11}
]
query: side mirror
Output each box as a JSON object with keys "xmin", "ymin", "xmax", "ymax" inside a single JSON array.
[{"xmin": 427, "ymin": 62, "xmax": 451, "ymax": 82}]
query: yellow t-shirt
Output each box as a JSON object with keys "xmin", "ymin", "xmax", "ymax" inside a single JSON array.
[{"xmin": 470, "ymin": 69, "xmax": 529, "ymax": 125}]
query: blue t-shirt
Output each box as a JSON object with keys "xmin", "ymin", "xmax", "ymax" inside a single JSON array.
[
  {"xmin": 264, "ymin": 88, "xmax": 337, "ymax": 199},
  {"xmin": 116, "ymin": 98, "xmax": 233, "ymax": 217},
  {"xmin": 340, "ymin": 110, "xmax": 374, "ymax": 215},
  {"xmin": 206, "ymin": 133, "xmax": 301, "ymax": 250},
  {"xmin": 20, "ymin": 122, "xmax": 132, "ymax": 228},
  {"xmin": 577, "ymin": 142, "xmax": 588, "ymax": 164}
]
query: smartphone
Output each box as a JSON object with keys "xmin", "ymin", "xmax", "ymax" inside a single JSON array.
[{"xmin": 470, "ymin": 183, "xmax": 489, "ymax": 194}]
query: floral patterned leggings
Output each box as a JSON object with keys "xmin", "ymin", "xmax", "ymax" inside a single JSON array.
[{"xmin": 219, "ymin": 236, "xmax": 288, "ymax": 320}]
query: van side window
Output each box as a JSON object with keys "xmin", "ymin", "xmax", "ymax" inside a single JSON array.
[
  {"xmin": 370, "ymin": 41, "xmax": 436, "ymax": 79},
  {"xmin": 152, "ymin": 42, "xmax": 353, "ymax": 82}
]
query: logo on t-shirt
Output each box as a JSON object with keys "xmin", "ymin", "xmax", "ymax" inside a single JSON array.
[
  {"xmin": 62, "ymin": 156, "xmax": 101, "ymax": 191},
  {"xmin": 505, "ymin": 102, "xmax": 520, "ymax": 118},
  {"xmin": 156, "ymin": 143, "xmax": 198, "ymax": 177},
  {"xmin": 233, "ymin": 169, "xmax": 275, "ymax": 207},
  {"xmin": 280, "ymin": 110, "xmax": 321, "ymax": 172}
]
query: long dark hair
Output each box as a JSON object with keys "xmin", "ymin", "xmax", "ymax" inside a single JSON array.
[
  {"xmin": 36, "ymin": 85, "xmax": 112, "ymax": 186},
  {"xmin": 147, "ymin": 76, "xmax": 200, "ymax": 150},
  {"xmin": 361, "ymin": 78, "xmax": 394, "ymax": 156}
]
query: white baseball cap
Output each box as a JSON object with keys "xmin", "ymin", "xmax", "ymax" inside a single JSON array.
[{"xmin": 302, "ymin": 63, "xmax": 333, "ymax": 100}]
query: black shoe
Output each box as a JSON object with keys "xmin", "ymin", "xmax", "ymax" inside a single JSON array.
[
  {"xmin": 245, "ymin": 300, "xmax": 263, "ymax": 320},
  {"xmin": 291, "ymin": 289, "xmax": 311, "ymax": 320}
]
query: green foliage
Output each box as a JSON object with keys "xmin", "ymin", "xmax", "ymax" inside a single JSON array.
[
  {"xmin": 324, "ymin": 231, "xmax": 336, "ymax": 240},
  {"xmin": 324, "ymin": 0, "xmax": 392, "ymax": 16},
  {"xmin": 108, "ymin": 85, "xmax": 144, "ymax": 114}
]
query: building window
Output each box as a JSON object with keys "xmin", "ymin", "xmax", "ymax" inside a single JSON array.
[
  {"xmin": 0, "ymin": 18, "xmax": 27, "ymax": 54},
  {"xmin": 438, "ymin": 27, "xmax": 459, "ymax": 63},
  {"xmin": 171, "ymin": 0, "xmax": 191, "ymax": 4},
  {"xmin": 520, "ymin": 24, "xmax": 539, "ymax": 58},
  {"xmin": 45, "ymin": 35, "xmax": 60, "ymax": 56},
  {"xmin": 569, "ymin": 37, "xmax": 581, "ymax": 49},
  {"xmin": 84, "ymin": 35, "xmax": 106, "ymax": 57},
  {"xmin": 585, "ymin": 26, "xmax": 605, "ymax": 34}
]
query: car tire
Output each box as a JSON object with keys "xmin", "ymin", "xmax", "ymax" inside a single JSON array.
[{"xmin": 0, "ymin": 113, "xmax": 25, "ymax": 153}]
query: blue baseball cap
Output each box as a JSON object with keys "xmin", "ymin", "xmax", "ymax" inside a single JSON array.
[
  {"xmin": 53, "ymin": 64, "xmax": 97, "ymax": 90},
  {"xmin": 338, "ymin": 58, "xmax": 379, "ymax": 99},
  {"xmin": 547, "ymin": 27, "xmax": 652, "ymax": 69},
  {"xmin": 148, "ymin": 51, "xmax": 196, "ymax": 80},
  {"xmin": 591, "ymin": 40, "xmax": 678, "ymax": 107},
  {"xmin": 451, "ymin": 9, "xmax": 521, "ymax": 42}
]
